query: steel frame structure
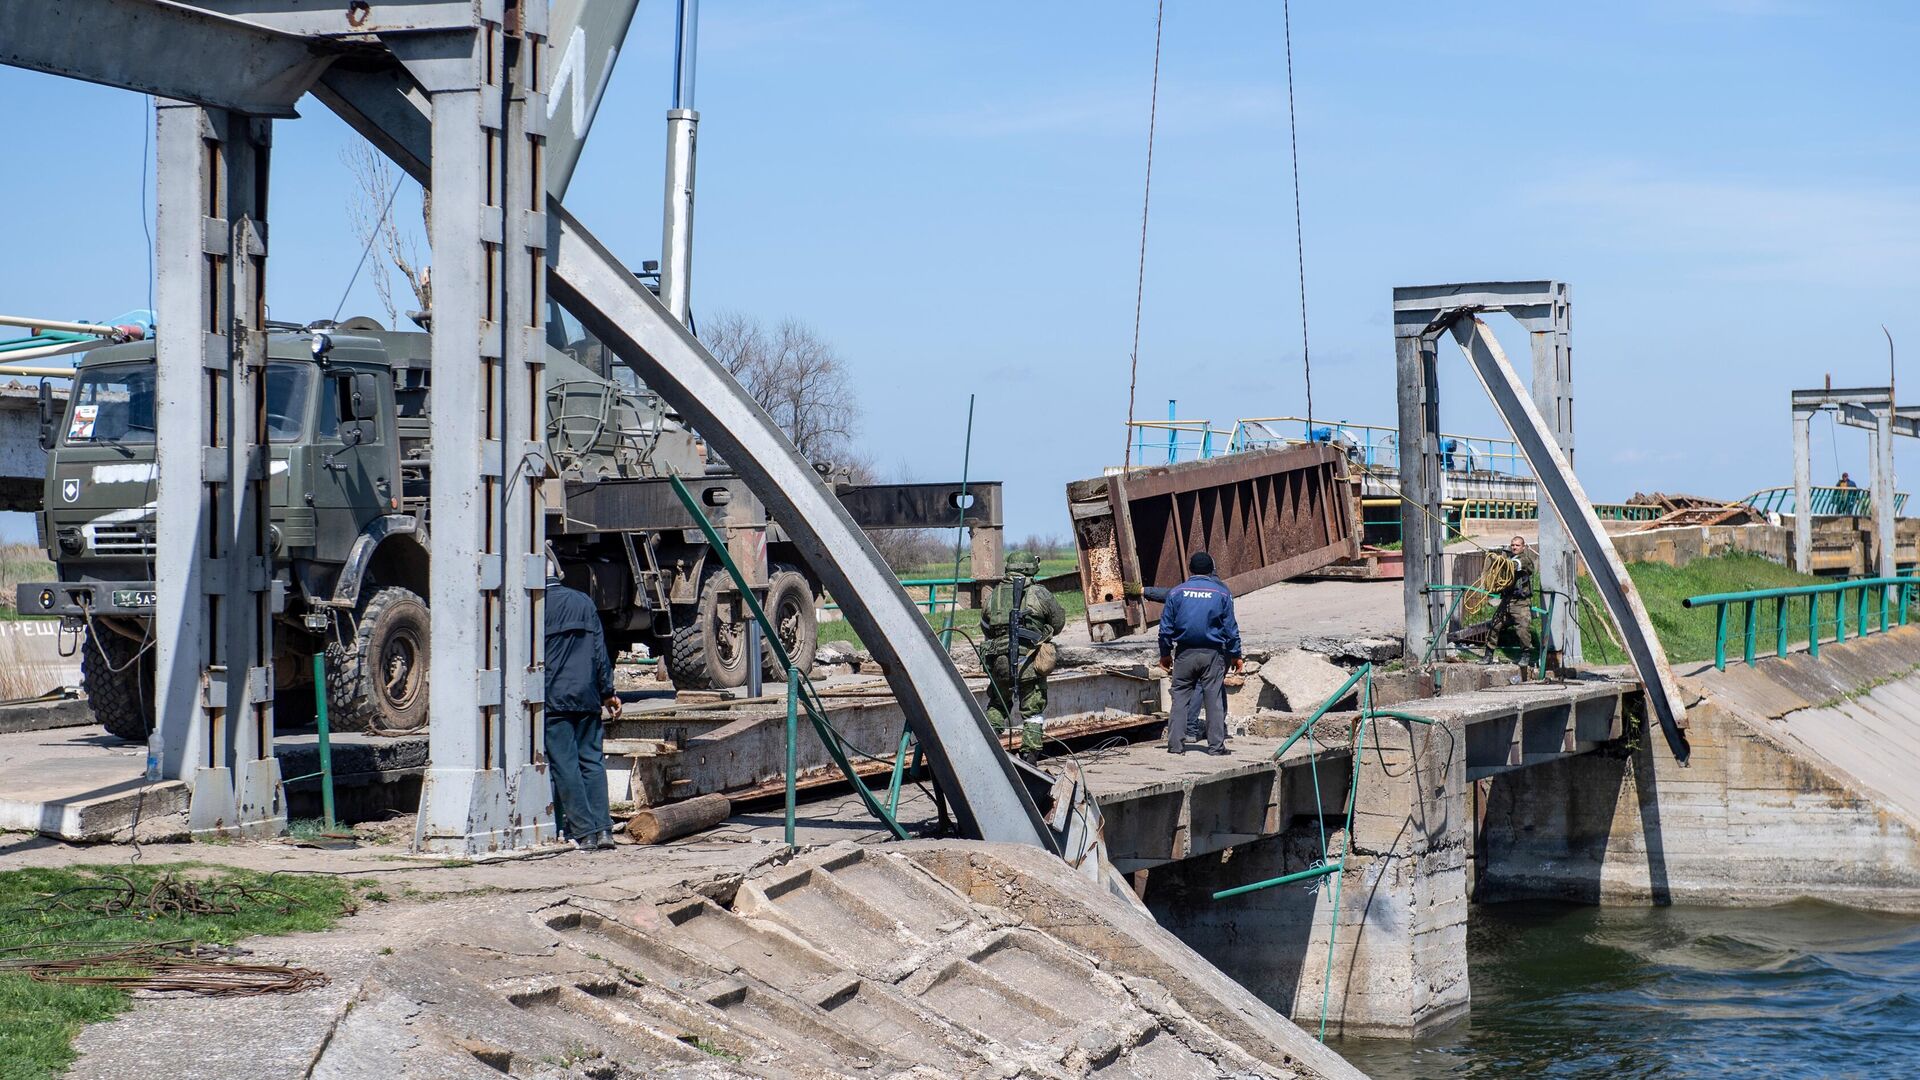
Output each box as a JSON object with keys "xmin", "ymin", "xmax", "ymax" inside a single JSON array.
[
  {"xmin": 1791, "ymin": 387, "xmax": 1908, "ymax": 577},
  {"xmin": 1393, "ymin": 285, "xmax": 1689, "ymax": 764},
  {"xmin": 0, "ymin": 0, "xmax": 1052, "ymax": 852},
  {"xmin": 1393, "ymin": 282, "xmax": 1579, "ymax": 663}
]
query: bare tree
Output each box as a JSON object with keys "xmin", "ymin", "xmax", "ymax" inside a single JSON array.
[
  {"xmin": 342, "ymin": 143, "xmax": 431, "ymax": 326},
  {"xmin": 702, "ymin": 312, "xmax": 857, "ymax": 462}
]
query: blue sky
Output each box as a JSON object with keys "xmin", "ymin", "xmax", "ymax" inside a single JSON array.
[{"xmin": 5, "ymin": 1, "xmax": 1919, "ymax": 544}]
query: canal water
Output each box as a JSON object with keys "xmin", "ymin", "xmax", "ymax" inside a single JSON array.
[{"xmin": 1331, "ymin": 900, "xmax": 1920, "ymax": 1079}]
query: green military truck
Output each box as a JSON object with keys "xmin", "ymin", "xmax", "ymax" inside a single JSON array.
[{"xmin": 18, "ymin": 322, "xmax": 999, "ymax": 740}]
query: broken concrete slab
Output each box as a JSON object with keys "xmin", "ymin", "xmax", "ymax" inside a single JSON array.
[
  {"xmin": 1298, "ymin": 635, "xmax": 1404, "ymax": 666},
  {"xmin": 0, "ymin": 695, "xmax": 93, "ymax": 735},
  {"xmin": 1258, "ymin": 650, "xmax": 1360, "ymax": 713}
]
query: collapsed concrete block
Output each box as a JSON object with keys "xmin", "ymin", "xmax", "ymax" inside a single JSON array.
[
  {"xmin": 1300, "ymin": 635, "xmax": 1405, "ymax": 666},
  {"xmin": 1259, "ymin": 649, "xmax": 1360, "ymax": 713}
]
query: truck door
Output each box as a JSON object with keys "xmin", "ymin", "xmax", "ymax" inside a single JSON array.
[{"xmin": 310, "ymin": 369, "xmax": 400, "ymax": 562}]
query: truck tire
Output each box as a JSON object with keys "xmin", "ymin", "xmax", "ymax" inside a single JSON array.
[
  {"xmin": 83, "ymin": 629, "xmax": 154, "ymax": 742},
  {"xmin": 667, "ymin": 572, "xmax": 749, "ymax": 690},
  {"xmin": 327, "ymin": 587, "xmax": 430, "ymax": 734},
  {"xmin": 761, "ymin": 565, "xmax": 818, "ymax": 678}
]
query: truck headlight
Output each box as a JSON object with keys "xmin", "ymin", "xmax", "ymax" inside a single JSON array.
[{"xmin": 56, "ymin": 528, "xmax": 82, "ymax": 555}]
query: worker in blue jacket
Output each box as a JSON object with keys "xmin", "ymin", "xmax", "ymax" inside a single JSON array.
[
  {"xmin": 1157, "ymin": 552, "xmax": 1241, "ymax": 755},
  {"xmin": 545, "ymin": 560, "xmax": 623, "ymax": 849}
]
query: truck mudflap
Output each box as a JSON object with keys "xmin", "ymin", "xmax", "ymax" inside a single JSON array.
[{"xmin": 15, "ymin": 581, "xmax": 154, "ymax": 618}]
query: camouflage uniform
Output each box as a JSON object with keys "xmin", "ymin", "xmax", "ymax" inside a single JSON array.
[
  {"xmin": 1486, "ymin": 551, "xmax": 1537, "ymax": 659},
  {"xmin": 980, "ymin": 552, "xmax": 1067, "ymax": 756}
]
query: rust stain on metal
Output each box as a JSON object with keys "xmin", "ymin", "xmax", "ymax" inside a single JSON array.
[{"xmin": 1066, "ymin": 443, "xmax": 1360, "ymax": 641}]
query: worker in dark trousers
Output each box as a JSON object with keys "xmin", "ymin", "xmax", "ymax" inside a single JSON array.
[
  {"xmin": 545, "ymin": 560, "xmax": 622, "ymax": 849},
  {"xmin": 1485, "ymin": 535, "xmax": 1536, "ymax": 664},
  {"xmin": 1158, "ymin": 552, "xmax": 1241, "ymax": 756}
]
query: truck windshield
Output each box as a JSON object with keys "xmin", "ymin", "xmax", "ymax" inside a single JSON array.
[{"xmin": 65, "ymin": 361, "xmax": 316, "ymax": 446}]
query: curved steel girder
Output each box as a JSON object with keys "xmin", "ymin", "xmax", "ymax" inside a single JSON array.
[
  {"xmin": 0, "ymin": 0, "xmax": 331, "ymax": 117},
  {"xmin": 1444, "ymin": 315, "xmax": 1690, "ymax": 765},
  {"xmin": 546, "ymin": 203, "xmax": 1056, "ymax": 849}
]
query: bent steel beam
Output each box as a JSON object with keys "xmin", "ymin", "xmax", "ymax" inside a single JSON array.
[
  {"xmin": 0, "ymin": 0, "xmax": 332, "ymax": 116},
  {"xmin": 547, "ymin": 205, "xmax": 1054, "ymax": 848},
  {"xmin": 312, "ymin": 71, "xmax": 1055, "ymax": 848},
  {"xmin": 1445, "ymin": 316, "xmax": 1690, "ymax": 765}
]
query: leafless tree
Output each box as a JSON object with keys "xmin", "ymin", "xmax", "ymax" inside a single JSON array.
[
  {"xmin": 702, "ymin": 312, "xmax": 857, "ymax": 462},
  {"xmin": 1017, "ymin": 534, "xmax": 1069, "ymax": 560},
  {"xmin": 342, "ymin": 143, "xmax": 431, "ymax": 326}
]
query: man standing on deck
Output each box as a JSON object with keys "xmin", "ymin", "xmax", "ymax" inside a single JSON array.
[
  {"xmin": 1485, "ymin": 535, "xmax": 1537, "ymax": 665},
  {"xmin": 546, "ymin": 558, "xmax": 623, "ymax": 849},
  {"xmin": 980, "ymin": 550, "xmax": 1067, "ymax": 765},
  {"xmin": 1159, "ymin": 552, "xmax": 1241, "ymax": 756}
]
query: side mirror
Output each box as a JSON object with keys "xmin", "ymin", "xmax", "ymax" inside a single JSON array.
[
  {"xmin": 340, "ymin": 419, "xmax": 373, "ymax": 448},
  {"xmin": 36, "ymin": 382, "xmax": 57, "ymax": 451},
  {"xmin": 346, "ymin": 373, "xmax": 381, "ymax": 421}
]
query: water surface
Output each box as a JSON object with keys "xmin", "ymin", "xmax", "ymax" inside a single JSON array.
[{"xmin": 1331, "ymin": 900, "xmax": 1920, "ymax": 1079}]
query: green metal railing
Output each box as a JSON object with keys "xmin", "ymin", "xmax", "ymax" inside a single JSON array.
[
  {"xmin": 1743, "ymin": 485, "xmax": 1910, "ymax": 517},
  {"xmin": 1682, "ymin": 575, "xmax": 1919, "ymax": 670},
  {"xmin": 821, "ymin": 577, "xmax": 969, "ymax": 619}
]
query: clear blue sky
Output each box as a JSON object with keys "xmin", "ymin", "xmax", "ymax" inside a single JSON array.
[{"xmin": 5, "ymin": 1, "xmax": 1918, "ymax": 545}]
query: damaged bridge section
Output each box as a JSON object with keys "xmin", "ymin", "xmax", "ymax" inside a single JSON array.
[{"xmin": 1068, "ymin": 443, "xmax": 1360, "ymax": 642}]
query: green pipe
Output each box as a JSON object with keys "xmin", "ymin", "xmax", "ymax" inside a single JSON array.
[
  {"xmin": 1209, "ymin": 861, "xmax": 1341, "ymax": 900},
  {"xmin": 1274, "ymin": 663, "xmax": 1371, "ymax": 760},
  {"xmin": 1808, "ymin": 592, "xmax": 1821, "ymax": 658},
  {"xmin": 785, "ymin": 665, "xmax": 799, "ymax": 849},
  {"xmin": 1683, "ymin": 575, "xmax": 1918, "ymax": 607},
  {"xmin": 668, "ymin": 473, "xmax": 909, "ymax": 841},
  {"xmin": 1715, "ymin": 604, "xmax": 1729, "ymax": 671},
  {"xmin": 1776, "ymin": 596, "xmax": 1789, "ymax": 660},
  {"xmin": 886, "ymin": 727, "xmax": 912, "ymax": 816},
  {"xmin": 313, "ymin": 653, "xmax": 337, "ymax": 831},
  {"xmin": 1859, "ymin": 584, "xmax": 1870, "ymax": 637},
  {"xmin": 1743, "ymin": 599, "xmax": 1758, "ymax": 668}
]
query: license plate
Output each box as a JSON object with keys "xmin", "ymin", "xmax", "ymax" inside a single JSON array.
[{"xmin": 112, "ymin": 590, "xmax": 156, "ymax": 609}]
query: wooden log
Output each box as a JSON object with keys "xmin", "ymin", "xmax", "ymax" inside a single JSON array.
[{"xmin": 626, "ymin": 793, "xmax": 732, "ymax": 845}]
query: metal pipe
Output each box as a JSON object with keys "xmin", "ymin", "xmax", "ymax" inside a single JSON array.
[
  {"xmin": 659, "ymin": 0, "xmax": 700, "ymax": 324},
  {"xmin": 1683, "ymin": 575, "xmax": 1917, "ymax": 607},
  {"xmin": 785, "ymin": 664, "xmax": 798, "ymax": 848},
  {"xmin": 313, "ymin": 653, "xmax": 337, "ymax": 831},
  {"xmin": 0, "ymin": 314, "xmax": 120, "ymax": 335},
  {"xmin": 0, "ymin": 363, "xmax": 78, "ymax": 378}
]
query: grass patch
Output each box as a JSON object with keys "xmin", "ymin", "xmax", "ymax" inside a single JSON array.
[
  {"xmin": 898, "ymin": 555, "xmax": 1079, "ymax": 580},
  {"xmin": 1570, "ymin": 552, "xmax": 1833, "ymax": 666},
  {"xmin": 820, "ymin": 589, "xmax": 1087, "ymax": 654},
  {"xmin": 0, "ymin": 863, "xmax": 353, "ymax": 1079},
  {"xmin": 0, "ymin": 544, "xmax": 53, "ymax": 621}
]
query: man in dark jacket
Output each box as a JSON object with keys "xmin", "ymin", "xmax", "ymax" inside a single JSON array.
[
  {"xmin": 1158, "ymin": 552, "xmax": 1242, "ymax": 756},
  {"xmin": 545, "ymin": 565, "xmax": 621, "ymax": 848}
]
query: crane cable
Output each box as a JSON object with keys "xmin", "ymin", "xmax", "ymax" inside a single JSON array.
[
  {"xmin": 1121, "ymin": 0, "xmax": 1165, "ymax": 471},
  {"xmin": 1283, "ymin": 0, "xmax": 1313, "ymax": 428}
]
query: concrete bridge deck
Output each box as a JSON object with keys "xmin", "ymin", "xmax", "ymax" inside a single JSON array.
[{"xmin": 1086, "ymin": 673, "xmax": 1642, "ymax": 874}]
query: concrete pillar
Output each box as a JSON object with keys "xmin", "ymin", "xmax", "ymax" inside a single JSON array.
[
  {"xmin": 404, "ymin": 12, "xmax": 556, "ymax": 853},
  {"xmin": 152, "ymin": 103, "xmax": 283, "ymax": 837},
  {"xmin": 1396, "ymin": 328, "xmax": 1447, "ymax": 661},
  {"xmin": 1793, "ymin": 411, "xmax": 1812, "ymax": 574},
  {"xmin": 1141, "ymin": 718, "xmax": 1469, "ymax": 1037},
  {"xmin": 1874, "ymin": 413, "xmax": 1897, "ymax": 577},
  {"xmin": 1527, "ymin": 283, "xmax": 1580, "ymax": 662}
]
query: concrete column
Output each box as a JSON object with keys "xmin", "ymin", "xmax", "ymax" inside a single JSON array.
[
  {"xmin": 152, "ymin": 103, "xmax": 282, "ymax": 837},
  {"xmin": 407, "ymin": 12, "xmax": 555, "ymax": 853},
  {"xmin": 1793, "ymin": 411, "xmax": 1812, "ymax": 574},
  {"xmin": 1874, "ymin": 413, "xmax": 1897, "ymax": 577},
  {"xmin": 1141, "ymin": 717, "xmax": 1470, "ymax": 1037},
  {"xmin": 1527, "ymin": 284, "xmax": 1580, "ymax": 662},
  {"xmin": 1396, "ymin": 329, "xmax": 1445, "ymax": 660}
]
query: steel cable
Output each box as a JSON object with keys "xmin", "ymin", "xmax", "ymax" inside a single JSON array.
[{"xmin": 1121, "ymin": 0, "xmax": 1166, "ymax": 471}]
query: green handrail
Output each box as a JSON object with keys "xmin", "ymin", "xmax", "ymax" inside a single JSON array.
[
  {"xmin": 1682, "ymin": 575, "xmax": 1918, "ymax": 670},
  {"xmin": 667, "ymin": 472, "xmax": 909, "ymax": 840}
]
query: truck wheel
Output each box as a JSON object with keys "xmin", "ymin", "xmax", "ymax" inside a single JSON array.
[
  {"xmin": 668, "ymin": 572, "xmax": 749, "ymax": 690},
  {"xmin": 761, "ymin": 565, "xmax": 818, "ymax": 678},
  {"xmin": 327, "ymin": 587, "xmax": 430, "ymax": 734},
  {"xmin": 83, "ymin": 629, "xmax": 155, "ymax": 742}
]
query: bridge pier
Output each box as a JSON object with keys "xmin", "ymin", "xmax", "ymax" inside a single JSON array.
[{"xmin": 1140, "ymin": 715, "xmax": 1470, "ymax": 1038}]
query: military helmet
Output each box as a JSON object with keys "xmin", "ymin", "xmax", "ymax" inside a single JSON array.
[{"xmin": 1007, "ymin": 551, "xmax": 1041, "ymax": 577}]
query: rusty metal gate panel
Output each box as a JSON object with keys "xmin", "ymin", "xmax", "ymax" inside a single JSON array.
[{"xmin": 1067, "ymin": 442, "xmax": 1360, "ymax": 642}]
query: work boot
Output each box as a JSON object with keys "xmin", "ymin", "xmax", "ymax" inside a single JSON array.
[
  {"xmin": 596, "ymin": 832, "xmax": 618, "ymax": 850},
  {"xmin": 1019, "ymin": 748, "xmax": 1042, "ymax": 766},
  {"xmin": 1206, "ymin": 746, "xmax": 1231, "ymax": 757}
]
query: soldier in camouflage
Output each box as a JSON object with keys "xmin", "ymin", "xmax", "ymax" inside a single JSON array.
[
  {"xmin": 1485, "ymin": 535, "xmax": 1537, "ymax": 664},
  {"xmin": 979, "ymin": 550, "xmax": 1067, "ymax": 765}
]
